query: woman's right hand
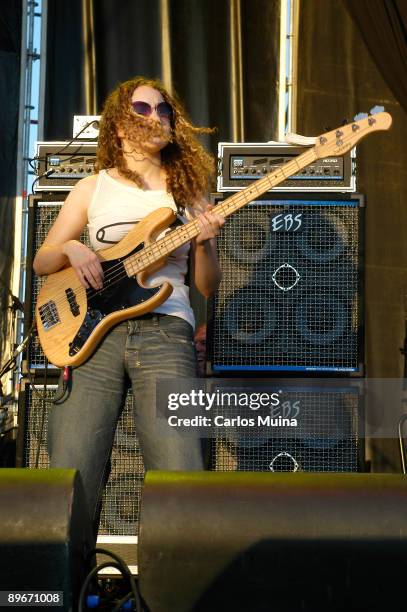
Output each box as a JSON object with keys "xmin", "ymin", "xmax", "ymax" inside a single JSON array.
[{"xmin": 63, "ymin": 240, "xmax": 104, "ymax": 290}]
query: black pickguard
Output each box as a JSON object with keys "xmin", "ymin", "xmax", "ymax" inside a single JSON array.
[
  {"xmin": 89, "ymin": 257, "xmax": 159, "ymax": 314},
  {"xmin": 69, "ymin": 244, "xmax": 161, "ymax": 356}
]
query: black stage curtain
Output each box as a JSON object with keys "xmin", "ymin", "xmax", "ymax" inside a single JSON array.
[
  {"xmin": 93, "ymin": 1, "xmax": 162, "ymax": 101},
  {"xmin": 0, "ymin": 1, "xmax": 22, "ymax": 361},
  {"xmin": 240, "ymin": 0, "xmax": 280, "ymax": 142},
  {"xmin": 297, "ymin": 0, "xmax": 407, "ymax": 471},
  {"xmin": 44, "ymin": 0, "xmax": 86, "ymax": 140},
  {"xmin": 44, "ymin": 0, "xmax": 280, "ymax": 150},
  {"xmin": 344, "ymin": 0, "xmax": 407, "ymax": 114},
  {"xmin": 167, "ymin": 0, "xmax": 280, "ymax": 151}
]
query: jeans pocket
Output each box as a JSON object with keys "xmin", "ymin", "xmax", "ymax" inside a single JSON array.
[
  {"xmin": 159, "ymin": 329, "xmax": 196, "ymax": 346},
  {"xmin": 159, "ymin": 317, "xmax": 195, "ymax": 346}
]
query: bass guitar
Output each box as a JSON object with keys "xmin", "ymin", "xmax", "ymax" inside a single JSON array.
[{"xmin": 36, "ymin": 110, "xmax": 392, "ymax": 367}]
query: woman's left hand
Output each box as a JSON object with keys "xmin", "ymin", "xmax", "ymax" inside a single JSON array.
[{"xmin": 195, "ymin": 205, "xmax": 225, "ymax": 245}]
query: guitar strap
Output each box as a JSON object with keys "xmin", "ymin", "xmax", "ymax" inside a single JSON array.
[
  {"xmin": 171, "ymin": 200, "xmax": 190, "ymax": 287},
  {"xmin": 169, "ymin": 206, "xmax": 191, "ymax": 287}
]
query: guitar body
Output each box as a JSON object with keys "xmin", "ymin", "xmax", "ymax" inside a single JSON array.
[{"xmin": 36, "ymin": 207, "xmax": 176, "ymax": 367}]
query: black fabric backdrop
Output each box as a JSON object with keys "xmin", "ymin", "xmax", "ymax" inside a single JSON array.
[
  {"xmin": 0, "ymin": 1, "xmax": 22, "ymax": 361},
  {"xmin": 344, "ymin": 0, "xmax": 407, "ymax": 114},
  {"xmin": 44, "ymin": 0, "xmax": 86, "ymax": 140},
  {"xmin": 44, "ymin": 0, "xmax": 280, "ymax": 149}
]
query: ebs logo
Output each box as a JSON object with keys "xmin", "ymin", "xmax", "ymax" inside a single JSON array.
[{"xmin": 270, "ymin": 212, "xmax": 303, "ymax": 232}]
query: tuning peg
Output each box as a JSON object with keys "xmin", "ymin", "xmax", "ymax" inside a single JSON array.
[
  {"xmin": 341, "ymin": 118, "xmax": 349, "ymax": 126},
  {"xmin": 353, "ymin": 112, "xmax": 368, "ymax": 121},
  {"xmin": 324, "ymin": 126, "xmax": 332, "ymax": 132},
  {"xmin": 370, "ymin": 105, "xmax": 385, "ymax": 115}
]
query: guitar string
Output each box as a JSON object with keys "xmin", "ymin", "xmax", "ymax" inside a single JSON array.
[{"xmin": 37, "ymin": 122, "xmax": 375, "ymax": 322}]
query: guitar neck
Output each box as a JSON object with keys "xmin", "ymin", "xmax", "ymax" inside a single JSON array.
[
  {"xmin": 213, "ymin": 147, "xmax": 317, "ymax": 218},
  {"xmin": 125, "ymin": 146, "xmax": 318, "ymax": 275}
]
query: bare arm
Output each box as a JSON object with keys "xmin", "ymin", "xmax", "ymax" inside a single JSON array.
[
  {"xmin": 189, "ymin": 199, "xmax": 225, "ymax": 298},
  {"xmin": 33, "ymin": 175, "xmax": 104, "ymax": 289}
]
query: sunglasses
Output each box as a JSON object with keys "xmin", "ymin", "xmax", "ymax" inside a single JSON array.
[{"xmin": 131, "ymin": 100, "xmax": 173, "ymax": 121}]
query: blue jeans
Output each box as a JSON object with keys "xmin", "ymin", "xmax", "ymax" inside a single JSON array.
[{"xmin": 47, "ymin": 314, "xmax": 204, "ymax": 527}]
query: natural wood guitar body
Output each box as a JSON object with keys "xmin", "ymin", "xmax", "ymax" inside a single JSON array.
[{"xmin": 36, "ymin": 207, "xmax": 176, "ymax": 367}]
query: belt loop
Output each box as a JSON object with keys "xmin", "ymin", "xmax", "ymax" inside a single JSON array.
[
  {"xmin": 128, "ymin": 320, "xmax": 138, "ymax": 334},
  {"xmin": 153, "ymin": 314, "xmax": 159, "ymax": 327}
]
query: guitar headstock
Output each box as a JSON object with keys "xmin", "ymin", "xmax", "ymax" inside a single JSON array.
[{"xmin": 313, "ymin": 108, "xmax": 392, "ymax": 157}]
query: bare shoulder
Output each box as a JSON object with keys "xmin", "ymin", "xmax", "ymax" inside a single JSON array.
[
  {"xmin": 61, "ymin": 173, "xmax": 99, "ymax": 211},
  {"xmin": 71, "ymin": 173, "xmax": 99, "ymax": 196},
  {"xmin": 41, "ymin": 174, "xmax": 100, "ymax": 245}
]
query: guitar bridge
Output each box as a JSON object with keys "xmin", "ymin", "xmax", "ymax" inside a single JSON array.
[{"xmin": 39, "ymin": 300, "xmax": 60, "ymax": 330}]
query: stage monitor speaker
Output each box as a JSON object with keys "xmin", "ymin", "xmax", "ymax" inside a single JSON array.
[
  {"xmin": 0, "ymin": 468, "xmax": 94, "ymax": 611},
  {"xmin": 23, "ymin": 194, "xmax": 91, "ymax": 375},
  {"xmin": 16, "ymin": 380, "xmax": 145, "ymax": 537},
  {"xmin": 208, "ymin": 192, "xmax": 365, "ymax": 374},
  {"xmin": 139, "ymin": 471, "xmax": 407, "ymax": 612}
]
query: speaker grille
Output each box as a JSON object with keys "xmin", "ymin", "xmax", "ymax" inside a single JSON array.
[
  {"xmin": 211, "ymin": 197, "xmax": 363, "ymax": 372},
  {"xmin": 19, "ymin": 383, "xmax": 145, "ymax": 535},
  {"xmin": 211, "ymin": 386, "xmax": 361, "ymax": 472}
]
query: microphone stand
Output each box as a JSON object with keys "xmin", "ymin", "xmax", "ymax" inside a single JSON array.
[{"xmin": 0, "ymin": 282, "xmax": 26, "ymax": 407}]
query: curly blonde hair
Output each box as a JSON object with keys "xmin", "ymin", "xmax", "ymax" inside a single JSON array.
[{"xmin": 95, "ymin": 76, "xmax": 216, "ymax": 208}]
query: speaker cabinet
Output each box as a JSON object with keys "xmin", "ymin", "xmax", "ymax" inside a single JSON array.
[
  {"xmin": 208, "ymin": 193, "xmax": 364, "ymax": 374},
  {"xmin": 16, "ymin": 380, "xmax": 145, "ymax": 536},
  {"xmin": 210, "ymin": 382, "xmax": 364, "ymax": 473}
]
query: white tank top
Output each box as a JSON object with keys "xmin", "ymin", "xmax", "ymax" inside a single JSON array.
[{"xmin": 87, "ymin": 170, "xmax": 195, "ymax": 328}]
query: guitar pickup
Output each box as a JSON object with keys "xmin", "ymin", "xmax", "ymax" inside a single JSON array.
[
  {"xmin": 39, "ymin": 300, "xmax": 60, "ymax": 330},
  {"xmin": 65, "ymin": 288, "xmax": 80, "ymax": 317}
]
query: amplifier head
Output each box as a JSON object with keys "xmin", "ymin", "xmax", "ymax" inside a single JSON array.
[
  {"xmin": 217, "ymin": 142, "xmax": 356, "ymax": 192},
  {"xmin": 34, "ymin": 141, "xmax": 98, "ymax": 191}
]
